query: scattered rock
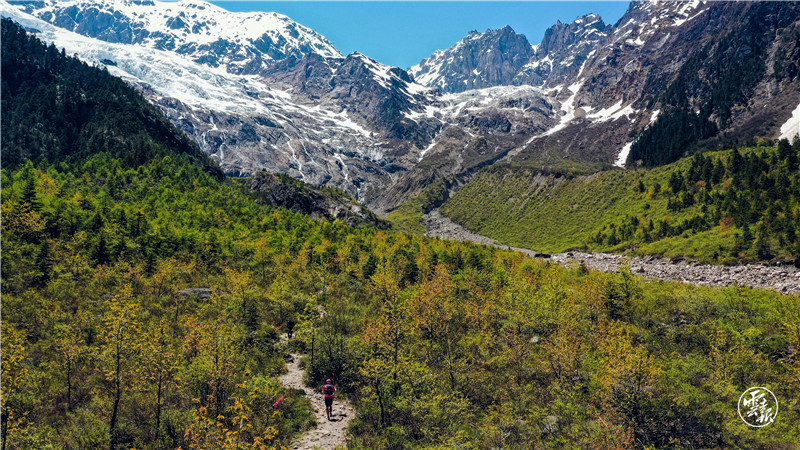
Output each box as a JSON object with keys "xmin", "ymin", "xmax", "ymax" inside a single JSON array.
[
  {"xmin": 542, "ymin": 415, "xmax": 560, "ymax": 434},
  {"xmin": 175, "ymin": 288, "xmax": 231, "ymax": 299}
]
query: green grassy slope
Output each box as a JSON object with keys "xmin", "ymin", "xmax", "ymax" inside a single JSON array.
[
  {"xmin": 442, "ymin": 163, "xmax": 682, "ymax": 252},
  {"xmin": 442, "ymin": 143, "xmax": 800, "ymax": 263},
  {"xmin": 384, "ymin": 178, "xmax": 449, "ymax": 234}
]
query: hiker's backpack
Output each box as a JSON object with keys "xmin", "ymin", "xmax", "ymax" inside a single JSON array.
[{"xmin": 324, "ymin": 384, "xmax": 334, "ymax": 396}]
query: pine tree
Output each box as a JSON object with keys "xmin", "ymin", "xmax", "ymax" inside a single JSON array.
[
  {"xmin": 20, "ymin": 166, "xmax": 41, "ymax": 212},
  {"xmin": 92, "ymin": 232, "xmax": 111, "ymax": 266},
  {"xmin": 33, "ymin": 240, "xmax": 52, "ymax": 287}
]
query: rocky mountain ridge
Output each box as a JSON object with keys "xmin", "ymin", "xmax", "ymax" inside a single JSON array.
[
  {"xmin": 408, "ymin": 13, "xmax": 612, "ymax": 93},
  {"xmin": 3, "ymin": 0, "xmax": 799, "ymax": 216},
  {"xmin": 408, "ymin": 26, "xmax": 537, "ymax": 93},
  {"xmin": 248, "ymin": 171, "xmax": 390, "ymax": 229}
]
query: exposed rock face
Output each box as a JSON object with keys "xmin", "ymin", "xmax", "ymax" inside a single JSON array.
[
  {"xmin": 249, "ymin": 171, "xmax": 390, "ymax": 229},
  {"xmin": 409, "ymin": 14, "xmax": 612, "ymax": 93},
  {"xmin": 408, "ymin": 26, "xmax": 536, "ymax": 93},
  {"xmin": 515, "ymin": 14, "xmax": 612, "ymax": 87}
]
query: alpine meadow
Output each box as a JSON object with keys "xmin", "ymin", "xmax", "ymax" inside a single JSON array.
[{"xmin": 2, "ymin": 1, "xmax": 800, "ymax": 449}]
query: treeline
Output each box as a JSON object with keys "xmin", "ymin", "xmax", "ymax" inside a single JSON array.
[{"xmin": 592, "ymin": 139, "xmax": 800, "ymax": 262}]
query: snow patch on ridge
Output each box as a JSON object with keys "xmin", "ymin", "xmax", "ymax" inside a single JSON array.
[
  {"xmin": 779, "ymin": 103, "xmax": 800, "ymax": 141},
  {"xmin": 418, "ymin": 140, "xmax": 438, "ymax": 162},
  {"xmin": 615, "ymin": 142, "xmax": 632, "ymax": 168},
  {"xmin": 542, "ymin": 81, "xmax": 583, "ymax": 136},
  {"xmin": 586, "ymin": 100, "xmax": 638, "ymax": 122},
  {"xmin": 672, "ymin": 1, "xmax": 705, "ymax": 27}
]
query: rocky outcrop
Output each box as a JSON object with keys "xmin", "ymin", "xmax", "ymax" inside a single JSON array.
[
  {"xmin": 249, "ymin": 171, "xmax": 390, "ymax": 229},
  {"xmin": 409, "ymin": 26, "xmax": 536, "ymax": 93},
  {"xmin": 515, "ymin": 14, "xmax": 612, "ymax": 87}
]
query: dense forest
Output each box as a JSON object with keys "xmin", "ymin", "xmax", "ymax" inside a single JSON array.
[
  {"xmin": 0, "ymin": 18, "xmax": 221, "ymax": 177},
  {"xmin": 2, "ymin": 18, "xmax": 800, "ymax": 450},
  {"xmin": 592, "ymin": 140, "xmax": 800, "ymax": 262},
  {"xmin": 4, "ymin": 153, "xmax": 800, "ymax": 448}
]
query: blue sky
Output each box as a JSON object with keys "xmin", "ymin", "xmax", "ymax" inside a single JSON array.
[{"xmin": 213, "ymin": 2, "xmax": 631, "ymax": 69}]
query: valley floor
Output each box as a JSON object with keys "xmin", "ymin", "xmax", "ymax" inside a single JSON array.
[{"xmin": 424, "ymin": 209, "xmax": 800, "ymax": 294}]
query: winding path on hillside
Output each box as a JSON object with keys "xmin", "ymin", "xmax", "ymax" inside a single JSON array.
[
  {"xmin": 279, "ymin": 337, "xmax": 354, "ymax": 450},
  {"xmin": 424, "ymin": 210, "xmax": 800, "ymax": 295}
]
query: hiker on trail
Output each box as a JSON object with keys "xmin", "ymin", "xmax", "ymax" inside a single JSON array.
[
  {"xmin": 322, "ymin": 378, "xmax": 336, "ymax": 421},
  {"xmin": 286, "ymin": 319, "xmax": 295, "ymax": 339}
]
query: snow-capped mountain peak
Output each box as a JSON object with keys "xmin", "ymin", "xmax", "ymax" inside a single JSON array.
[
  {"xmin": 346, "ymin": 51, "xmax": 430, "ymax": 98},
  {"xmin": 15, "ymin": 0, "xmax": 341, "ymax": 74}
]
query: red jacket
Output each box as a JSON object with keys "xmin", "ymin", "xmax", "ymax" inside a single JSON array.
[{"xmin": 322, "ymin": 384, "xmax": 336, "ymax": 398}]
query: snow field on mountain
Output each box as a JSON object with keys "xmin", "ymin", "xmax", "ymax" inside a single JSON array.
[
  {"xmin": 24, "ymin": 0, "xmax": 342, "ymax": 60},
  {"xmin": 615, "ymin": 142, "xmax": 633, "ymax": 168},
  {"xmin": 780, "ymin": 103, "xmax": 800, "ymax": 141},
  {"xmin": 542, "ymin": 81, "xmax": 584, "ymax": 136}
]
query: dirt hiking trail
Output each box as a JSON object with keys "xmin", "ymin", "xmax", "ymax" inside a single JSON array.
[{"xmin": 279, "ymin": 337, "xmax": 354, "ymax": 450}]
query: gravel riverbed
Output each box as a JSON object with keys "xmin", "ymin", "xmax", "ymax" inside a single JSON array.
[{"xmin": 424, "ymin": 210, "xmax": 800, "ymax": 295}]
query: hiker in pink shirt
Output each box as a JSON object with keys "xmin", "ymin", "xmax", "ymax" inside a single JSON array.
[{"xmin": 322, "ymin": 378, "xmax": 336, "ymax": 421}]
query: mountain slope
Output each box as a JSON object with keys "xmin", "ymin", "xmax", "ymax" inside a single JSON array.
[
  {"xmin": 509, "ymin": 0, "xmax": 800, "ymax": 169},
  {"xmin": 1, "ymin": 1, "xmax": 445, "ymax": 200},
  {"xmin": 0, "ymin": 17, "xmax": 222, "ymax": 176},
  {"xmin": 441, "ymin": 140, "xmax": 800, "ymax": 264},
  {"xmin": 5, "ymin": 0, "xmax": 799, "ymax": 218},
  {"xmin": 410, "ymin": 1, "xmax": 800, "ymax": 171},
  {"xmin": 1, "ymin": 17, "xmax": 384, "ymax": 230}
]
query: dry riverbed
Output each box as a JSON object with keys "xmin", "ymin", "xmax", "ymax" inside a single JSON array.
[{"xmin": 424, "ymin": 210, "xmax": 800, "ymax": 295}]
